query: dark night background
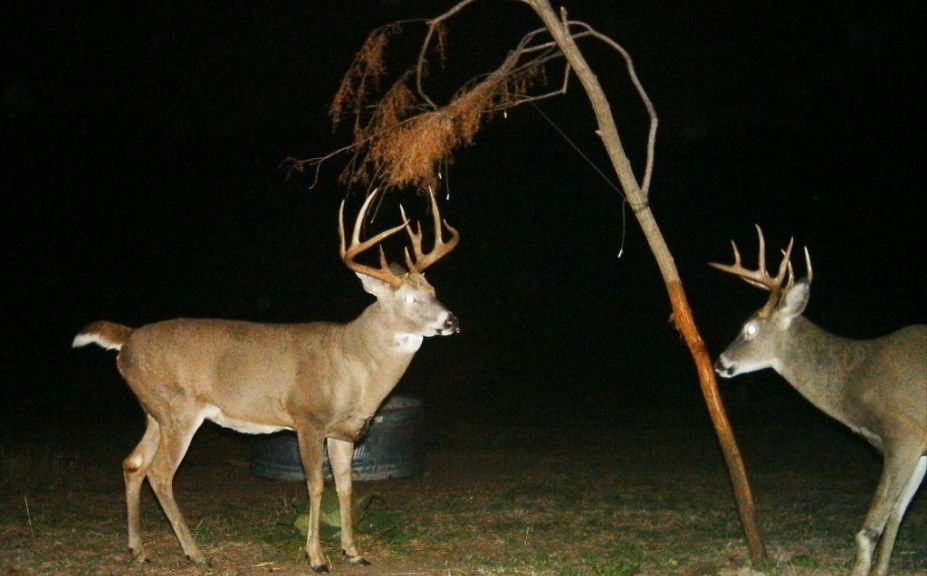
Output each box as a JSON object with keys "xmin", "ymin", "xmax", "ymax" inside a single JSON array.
[{"xmin": 3, "ymin": 1, "xmax": 924, "ymax": 444}]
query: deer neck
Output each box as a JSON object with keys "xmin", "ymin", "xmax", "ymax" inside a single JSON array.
[
  {"xmin": 774, "ymin": 317, "xmax": 865, "ymax": 428},
  {"xmin": 338, "ymin": 302, "xmax": 419, "ymax": 413}
]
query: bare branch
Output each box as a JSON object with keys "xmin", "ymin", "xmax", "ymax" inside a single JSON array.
[
  {"xmin": 566, "ymin": 20, "xmax": 658, "ymax": 196},
  {"xmin": 415, "ymin": 0, "xmax": 485, "ymax": 108}
]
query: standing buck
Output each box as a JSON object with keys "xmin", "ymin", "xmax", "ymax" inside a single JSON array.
[
  {"xmin": 711, "ymin": 226, "xmax": 926, "ymax": 576},
  {"xmin": 72, "ymin": 189, "xmax": 459, "ymax": 572}
]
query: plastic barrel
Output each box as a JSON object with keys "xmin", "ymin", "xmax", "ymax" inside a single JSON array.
[{"xmin": 250, "ymin": 395, "xmax": 425, "ymax": 481}]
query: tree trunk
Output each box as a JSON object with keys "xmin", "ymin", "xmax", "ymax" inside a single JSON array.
[{"xmin": 527, "ymin": 0, "xmax": 768, "ymax": 565}]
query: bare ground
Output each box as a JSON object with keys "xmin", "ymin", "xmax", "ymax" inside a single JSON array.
[{"xmin": 1, "ymin": 416, "xmax": 925, "ymax": 576}]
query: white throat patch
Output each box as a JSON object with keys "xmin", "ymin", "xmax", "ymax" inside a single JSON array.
[{"xmin": 393, "ymin": 333, "xmax": 424, "ymax": 353}]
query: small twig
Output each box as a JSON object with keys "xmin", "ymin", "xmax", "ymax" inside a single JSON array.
[
  {"xmin": 417, "ymin": 0, "xmax": 485, "ymax": 107},
  {"xmin": 566, "ymin": 19, "xmax": 658, "ymax": 196},
  {"xmin": 24, "ymin": 495, "xmax": 35, "ymax": 538}
]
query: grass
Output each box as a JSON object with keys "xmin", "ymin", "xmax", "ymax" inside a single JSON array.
[{"xmin": 0, "ymin": 419, "xmax": 925, "ymax": 575}]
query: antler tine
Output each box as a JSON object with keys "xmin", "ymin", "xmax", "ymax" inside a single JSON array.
[
  {"xmin": 350, "ymin": 189, "xmax": 376, "ymax": 248},
  {"xmin": 778, "ymin": 238, "xmax": 796, "ymax": 290},
  {"xmin": 723, "ymin": 238, "xmax": 769, "ymax": 290},
  {"xmin": 730, "ymin": 239, "xmax": 742, "ymax": 268},
  {"xmin": 403, "ymin": 188, "xmax": 460, "ymax": 273},
  {"xmin": 399, "ymin": 205, "xmax": 423, "ymax": 273},
  {"xmin": 339, "ymin": 189, "xmax": 409, "ymax": 288},
  {"xmin": 399, "ymin": 205, "xmax": 423, "ymax": 259},
  {"xmin": 776, "ymin": 237, "xmax": 795, "ymax": 283},
  {"xmin": 783, "ymin": 243, "xmax": 814, "ymax": 293},
  {"xmin": 709, "ymin": 225, "xmax": 802, "ymax": 317},
  {"xmin": 754, "ymin": 224, "xmax": 768, "ymax": 277},
  {"xmin": 785, "ymin": 258, "xmax": 795, "ymax": 291},
  {"xmin": 804, "ymin": 246, "xmax": 813, "ymax": 283},
  {"xmin": 709, "ymin": 228, "xmax": 770, "ymax": 291},
  {"xmin": 709, "ymin": 225, "xmax": 795, "ymax": 290}
]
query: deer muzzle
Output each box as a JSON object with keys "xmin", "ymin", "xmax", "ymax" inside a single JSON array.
[
  {"xmin": 714, "ymin": 355, "xmax": 736, "ymax": 378},
  {"xmin": 441, "ymin": 312, "xmax": 460, "ymax": 335}
]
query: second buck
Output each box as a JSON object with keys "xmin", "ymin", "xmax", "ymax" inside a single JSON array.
[
  {"xmin": 72, "ymin": 188, "xmax": 459, "ymax": 573},
  {"xmin": 711, "ymin": 226, "xmax": 925, "ymax": 576}
]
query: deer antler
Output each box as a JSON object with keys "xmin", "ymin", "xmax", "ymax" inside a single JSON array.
[
  {"xmin": 339, "ymin": 189, "xmax": 410, "ymax": 288},
  {"xmin": 709, "ymin": 225, "xmax": 812, "ymax": 317},
  {"xmin": 400, "ymin": 188, "xmax": 460, "ymax": 274}
]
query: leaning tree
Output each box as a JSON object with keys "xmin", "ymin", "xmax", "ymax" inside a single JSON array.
[{"xmin": 290, "ymin": 0, "xmax": 767, "ymax": 565}]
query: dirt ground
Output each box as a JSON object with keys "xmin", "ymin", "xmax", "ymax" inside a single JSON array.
[{"xmin": 1, "ymin": 416, "xmax": 925, "ymax": 576}]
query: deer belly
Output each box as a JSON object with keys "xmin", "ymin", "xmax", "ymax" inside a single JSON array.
[
  {"xmin": 203, "ymin": 405, "xmax": 291, "ymax": 435},
  {"xmin": 327, "ymin": 415, "xmax": 373, "ymax": 441}
]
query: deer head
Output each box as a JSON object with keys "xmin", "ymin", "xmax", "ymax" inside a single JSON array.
[
  {"xmin": 339, "ymin": 188, "xmax": 460, "ymax": 339},
  {"xmin": 710, "ymin": 225, "xmax": 812, "ymax": 377}
]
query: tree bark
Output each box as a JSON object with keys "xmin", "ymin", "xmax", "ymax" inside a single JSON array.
[{"xmin": 526, "ymin": 0, "xmax": 767, "ymax": 565}]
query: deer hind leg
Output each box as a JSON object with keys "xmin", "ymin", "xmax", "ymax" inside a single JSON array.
[
  {"xmin": 327, "ymin": 437, "xmax": 369, "ymax": 566},
  {"xmin": 296, "ymin": 425, "xmax": 329, "ymax": 572},
  {"xmin": 145, "ymin": 410, "xmax": 208, "ymax": 566},
  {"xmin": 851, "ymin": 448, "xmax": 924, "ymax": 576},
  {"xmin": 871, "ymin": 454, "xmax": 926, "ymax": 576},
  {"xmin": 123, "ymin": 414, "xmax": 161, "ymax": 562}
]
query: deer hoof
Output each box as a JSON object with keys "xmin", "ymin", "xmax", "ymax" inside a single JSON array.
[
  {"xmin": 310, "ymin": 563, "xmax": 330, "ymax": 573},
  {"xmin": 187, "ymin": 554, "xmax": 210, "ymax": 568},
  {"xmin": 128, "ymin": 547, "xmax": 149, "ymax": 564},
  {"xmin": 347, "ymin": 555, "xmax": 371, "ymax": 566}
]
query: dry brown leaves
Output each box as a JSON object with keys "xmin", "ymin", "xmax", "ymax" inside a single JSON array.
[{"xmin": 331, "ymin": 22, "xmax": 547, "ymax": 193}]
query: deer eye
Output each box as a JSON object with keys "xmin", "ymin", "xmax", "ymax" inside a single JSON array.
[{"xmin": 743, "ymin": 322, "xmax": 759, "ymax": 340}]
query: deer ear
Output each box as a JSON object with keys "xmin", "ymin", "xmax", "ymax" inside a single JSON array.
[
  {"xmin": 777, "ymin": 278, "xmax": 810, "ymax": 320},
  {"xmin": 356, "ymin": 272, "xmax": 392, "ymax": 297}
]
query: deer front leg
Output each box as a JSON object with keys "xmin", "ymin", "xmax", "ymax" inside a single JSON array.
[
  {"xmin": 851, "ymin": 448, "xmax": 923, "ymax": 576},
  {"xmin": 327, "ymin": 438, "xmax": 369, "ymax": 566},
  {"xmin": 296, "ymin": 426, "xmax": 329, "ymax": 572}
]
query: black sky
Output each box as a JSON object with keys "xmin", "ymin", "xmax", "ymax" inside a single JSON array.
[{"xmin": 3, "ymin": 1, "xmax": 925, "ymax": 430}]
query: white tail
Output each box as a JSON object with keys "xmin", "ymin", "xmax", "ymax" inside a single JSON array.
[
  {"xmin": 711, "ymin": 226, "xmax": 927, "ymax": 576},
  {"xmin": 72, "ymin": 188, "xmax": 459, "ymax": 572}
]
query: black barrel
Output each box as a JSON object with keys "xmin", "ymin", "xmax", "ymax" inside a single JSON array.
[{"xmin": 250, "ymin": 395, "xmax": 425, "ymax": 481}]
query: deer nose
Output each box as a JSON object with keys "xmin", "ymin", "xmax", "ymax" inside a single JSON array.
[
  {"xmin": 714, "ymin": 356, "xmax": 735, "ymax": 378},
  {"xmin": 444, "ymin": 312, "xmax": 460, "ymax": 334}
]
